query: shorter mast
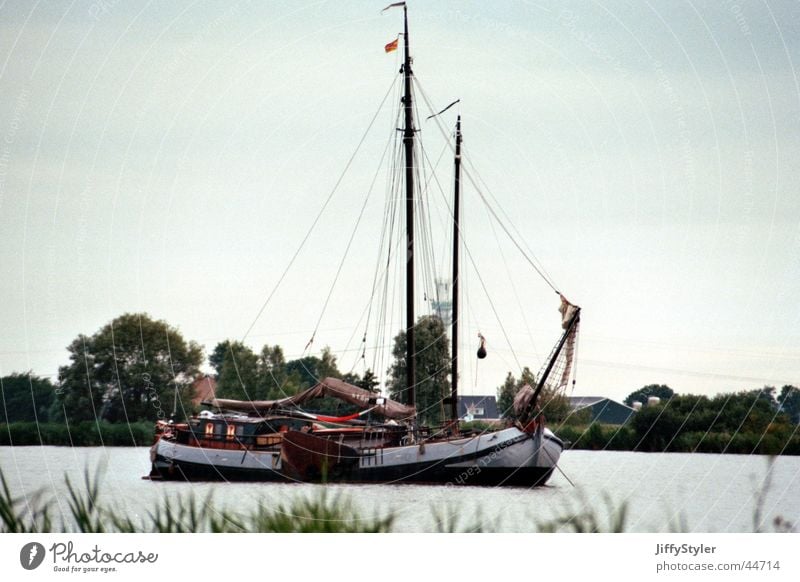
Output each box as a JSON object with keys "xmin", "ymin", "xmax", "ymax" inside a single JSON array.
[{"xmin": 449, "ymin": 116, "xmax": 462, "ymax": 423}]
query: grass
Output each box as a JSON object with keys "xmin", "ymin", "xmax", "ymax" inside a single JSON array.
[
  {"xmin": 0, "ymin": 463, "xmax": 794, "ymax": 533},
  {"xmin": 0, "ymin": 466, "xmax": 393, "ymax": 533},
  {"xmin": 534, "ymin": 493, "xmax": 630, "ymax": 533}
]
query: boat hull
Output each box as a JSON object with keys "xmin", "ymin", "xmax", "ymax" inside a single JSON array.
[{"xmin": 150, "ymin": 425, "xmax": 563, "ymax": 487}]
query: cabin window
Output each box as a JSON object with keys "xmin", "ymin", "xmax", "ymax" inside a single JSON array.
[
  {"xmin": 226, "ymin": 424, "xmax": 236, "ymax": 440},
  {"xmin": 205, "ymin": 423, "xmax": 214, "ymax": 436}
]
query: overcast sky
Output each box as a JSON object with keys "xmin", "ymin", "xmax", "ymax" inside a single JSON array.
[{"xmin": 1, "ymin": 1, "xmax": 798, "ymax": 403}]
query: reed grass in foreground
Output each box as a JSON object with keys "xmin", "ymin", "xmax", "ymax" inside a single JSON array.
[
  {"xmin": 0, "ymin": 468, "xmax": 392, "ymax": 533},
  {"xmin": 0, "ymin": 466, "xmax": 794, "ymax": 533}
]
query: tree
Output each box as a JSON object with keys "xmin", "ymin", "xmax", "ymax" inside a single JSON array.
[
  {"xmin": 496, "ymin": 366, "xmax": 570, "ymax": 423},
  {"xmin": 214, "ymin": 341, "xmax": 262, "ymax": 400},
  {"xmin": 0, "ymin": 372, "xmax": 55, "ymax": 423},
  {"xmin": 778, "ymin": 385, "xmax": 800, "ymax": 424},
  {"xmin": 211, "ymin": 341, "xmax": 299, "ymax": 401},
  {"xmin": 387, "ymin": 315, "xmax": 450, "ymax": 426},
  {"xmin": 209, "ymin": 339, "xmax": 233, "ymax": 376},
  {"xmin": 259, "ymin": 344, "xmax": 293, "ymax": 399},
  {"xmin": 630, "ymin": 401, "xmax": 681, "ymax": 452},
  {"xmin": 285, "ymin": 346, "xmax": 360, "ymax": 415},
  {"xmin": 497, "ymin": 367, "xmax": 535, "ymax": 419},
  {"xmin": 358, "ymin": 369, "xmax": 380, "ymax": 393},
  {"xmin": 53, "ymin": 313, "xmax": 203, "ymax": 423},
  {"xmin": 624, "ymin": 384, "xmax": 675, "ymax": 407}
]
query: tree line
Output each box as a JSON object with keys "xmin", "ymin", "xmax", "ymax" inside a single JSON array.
[
  {"xmin": 1, "ymin": 312, "xmax": 457, "ymax": 427},
  {"xmin": 1, "ymin": 312, "xmax": 798, "ymax": 454},
  {"xmin": 551, "ymin": 383, "xmax": 800, "ymax": 455}
]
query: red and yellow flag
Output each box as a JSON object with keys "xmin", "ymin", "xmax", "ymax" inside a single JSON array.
[{"xmin": 384, "ymin": 38, "xmax": 398, "ymax": 53}]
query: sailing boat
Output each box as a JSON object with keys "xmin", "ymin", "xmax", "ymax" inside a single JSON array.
[{"xmin": 149, "ymin": 4, "xmax": 580, "ymax": 487}]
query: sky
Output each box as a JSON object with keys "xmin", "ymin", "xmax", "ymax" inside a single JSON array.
[{"xmin": 0, "ymin": 0, "xmax": 798, "ymax": 404}]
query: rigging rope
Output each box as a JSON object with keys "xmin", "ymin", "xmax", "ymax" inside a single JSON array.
[
  {"xmin": 240, "ymin": 74, "xmax": 400, "ymax": 343},
  {"xmin": 413, "ymin": 78, "xmax": 562, "ymax": 296},
  {"xmin": 309, "ymin": 85, "xmax": 402, "ymax": 346},
  {"xmin": 356, "ymin": 105, "xmax": 404, "ymax": 376},
  {"xmin": 410, "ymin": 83, "xmax": 524, "ymax": 373},
  {"xmin": 466, "ymin": 160, "xmax": 561, "ymax": 294},
  {"xmin": 484, "ymin": 199, "xmax": 541, "ymax": 363}
]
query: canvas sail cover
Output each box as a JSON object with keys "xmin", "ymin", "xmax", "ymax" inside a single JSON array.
[
  {"xmin": 513, "ymin": 384, "xmax": 536, "ymax": 421},
  {"xmin": 556, "ymin": 295, "xmax": 580, "ymax": 389},
  {"xmin": 207, "ymin": 377, "xmax": 416, "ymax": 420},
  {"xmin": 558, "ymin": 294, "xmax": 578, "ymax": 330}
]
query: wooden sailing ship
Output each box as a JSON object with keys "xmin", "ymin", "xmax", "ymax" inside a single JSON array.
[{"xmin": 150, "ymin": 3, "xmax": 580, "ymax": 487}]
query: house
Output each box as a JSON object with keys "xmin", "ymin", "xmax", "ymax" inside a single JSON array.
[
  {"xmin": 567, "ymin": 396, "xmax": 636, "ymax": 425},
  {"xmin": 191, "ymin": 375, "xmax": 217, "ymax": 407},
  {"xmin": 458, "ymin": 395, "xmax": 500, "ymax": 422}
]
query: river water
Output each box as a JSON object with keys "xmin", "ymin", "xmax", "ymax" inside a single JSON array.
[{"xmin": 1, "ymin": 446, "xmax": 798, "ymax": 532}]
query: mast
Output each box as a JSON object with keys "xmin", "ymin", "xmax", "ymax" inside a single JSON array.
[
  {"xmin": 449, "ymin": 116, "xmax": 462, "ymax": 423},
  {"xmin": 402, "ymin": 4, "xmax": 416, "ymax": 409}
]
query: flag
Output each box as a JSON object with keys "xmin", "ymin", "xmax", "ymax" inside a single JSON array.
[{"xmin": 384, "ymin": 38, "xmax": 398, "ymax": 53}]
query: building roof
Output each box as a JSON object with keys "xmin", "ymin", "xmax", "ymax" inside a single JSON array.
[
  {"xmin": 191, "ymin": 375, "xmax": 217, "ymax": 406},
  {"xmin": 567, "ymin": 396, "xmax": 608, "ymax": 409},
  {"xmin": 458, "ymin": 395, "xmax": 499, "ymax": 419},
  {"xmin": 566, "ymin": 396, "xmax": 637, "ymax": 425}
]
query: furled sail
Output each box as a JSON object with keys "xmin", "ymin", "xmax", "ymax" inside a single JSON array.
[
  {"xmin": 557, "ymin": 295, "xmax": 580, "ymax": 389},
  {"xmin": 206, "ymin": 376, "xmax": 416, "ymax": 421}
]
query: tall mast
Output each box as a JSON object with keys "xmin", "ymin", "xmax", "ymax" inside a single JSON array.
[
  {"xmin": 402, "ymin": 4, "xmax": 416, "ymax": 409},
  {"xmin": 449, "ymin": 116, "xmax": 462, "ymax": 423}
]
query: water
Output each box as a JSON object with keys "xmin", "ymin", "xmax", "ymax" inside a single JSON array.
[{"xmin": 1, "ymin": 446, "xmax": 798, "ymax": 532}]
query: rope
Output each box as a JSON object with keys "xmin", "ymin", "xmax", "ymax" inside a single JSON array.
[
  {"xmin": 240, "ymin": 73, "xmax": 400, "ymax": 343},
  {"xmin": 309, "ymin": 85, "xmax": 401, "ymax": 344},
  {"xmin": 485, "ymin": 206, "xmax": 541, "ymax": 363},
  {"xmin": 413, "ymin": 78, "xmax": 561, "ymax": 295},
  {"xmin": 411, "ymin": 78, "xmax": 524, "ymax": 372},
  {"xmin": 465, "ymin": 161, "xmax": 561, "ymax": 294},
  {"xmin": 356, "ymin": 105, "xmax": 404, "ymax": 375}
]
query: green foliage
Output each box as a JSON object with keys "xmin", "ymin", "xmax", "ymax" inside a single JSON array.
[
  {"xmin": 496, "ymin": 369, "xmax": 529, "ymax": 419},
  {"xmin": 215, "ymin": 341, "xmax": 262, "ymax": 400},
  {"xmin": 356, "ymin": 368, "xmax": 380, "ymax": 392},
  {"xmin": 209, "ymin": 340, "xmax": 373, "ymax": 415},
  {"xmin": 535, "ymin": 493, "xmax": 629, "ymax": 533},
  {"xmin": 212, "ymin": 340, "xmax": 304, "ymax": 402},
  {"xmin": 65, "ymin": 464, "xmax": 106, "ymax": 533},
  {"xmin": 0, "ymin": 372, "xmax": 55, "ymax": 423},
  {"xmin": 496, "ymin": 366, "xmax": 570, "ymax": 423},
  {"xmin": 387, "ymin": 315, "xmax": 450, "ymax": 425},
  {"xmin": 260, "ymin": 344, "xmax": 292, "ymax": 399},
  {"xmin": 628, "ymin": 389, "xmax": 798, "ymax": 454},
  {"xmin": 285, "ymin": 347, "xmax": 364, "ymax": 415},
  {"xmin": 778, "ymin": 385, "xmax": 800, "ymax": 424},
  {"xmin": 53, "ymin": 313, "xmax": 203, "ymax": 424},
  {"xmin": 246, "ymin": 491, "xmax": 393, "ymax": 533},
  {"xmin": 431, "ymin": 504, "xmax": 498, "ymax": 533},
  {"xmin": 0, "ymin": 470, "xmax": 52, "ymax": 533},
  {"xmin": 624, "ymin": 384, "xmax": 675, "ymax": 407},
  {"xmin": 559, "ymin": 424, "xmax": 637, "ymax": 451},
  {"xmin": 285, "ymin": 346, "xmax": 341, "ymax": 389},
  {"xmin": 0, "ymin": 466, "xmax": 393, "ymax": 533},
  {"xmin": 208, "ymin": 340, "xmax": 231, "ymax": 376},
  {"xmin": 0, "ymin": 463, "xmax": 796, "ymax": 533},
  {"xmin": 561, "ymin": 406, "xmax": 592, "ymax": 426}
]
